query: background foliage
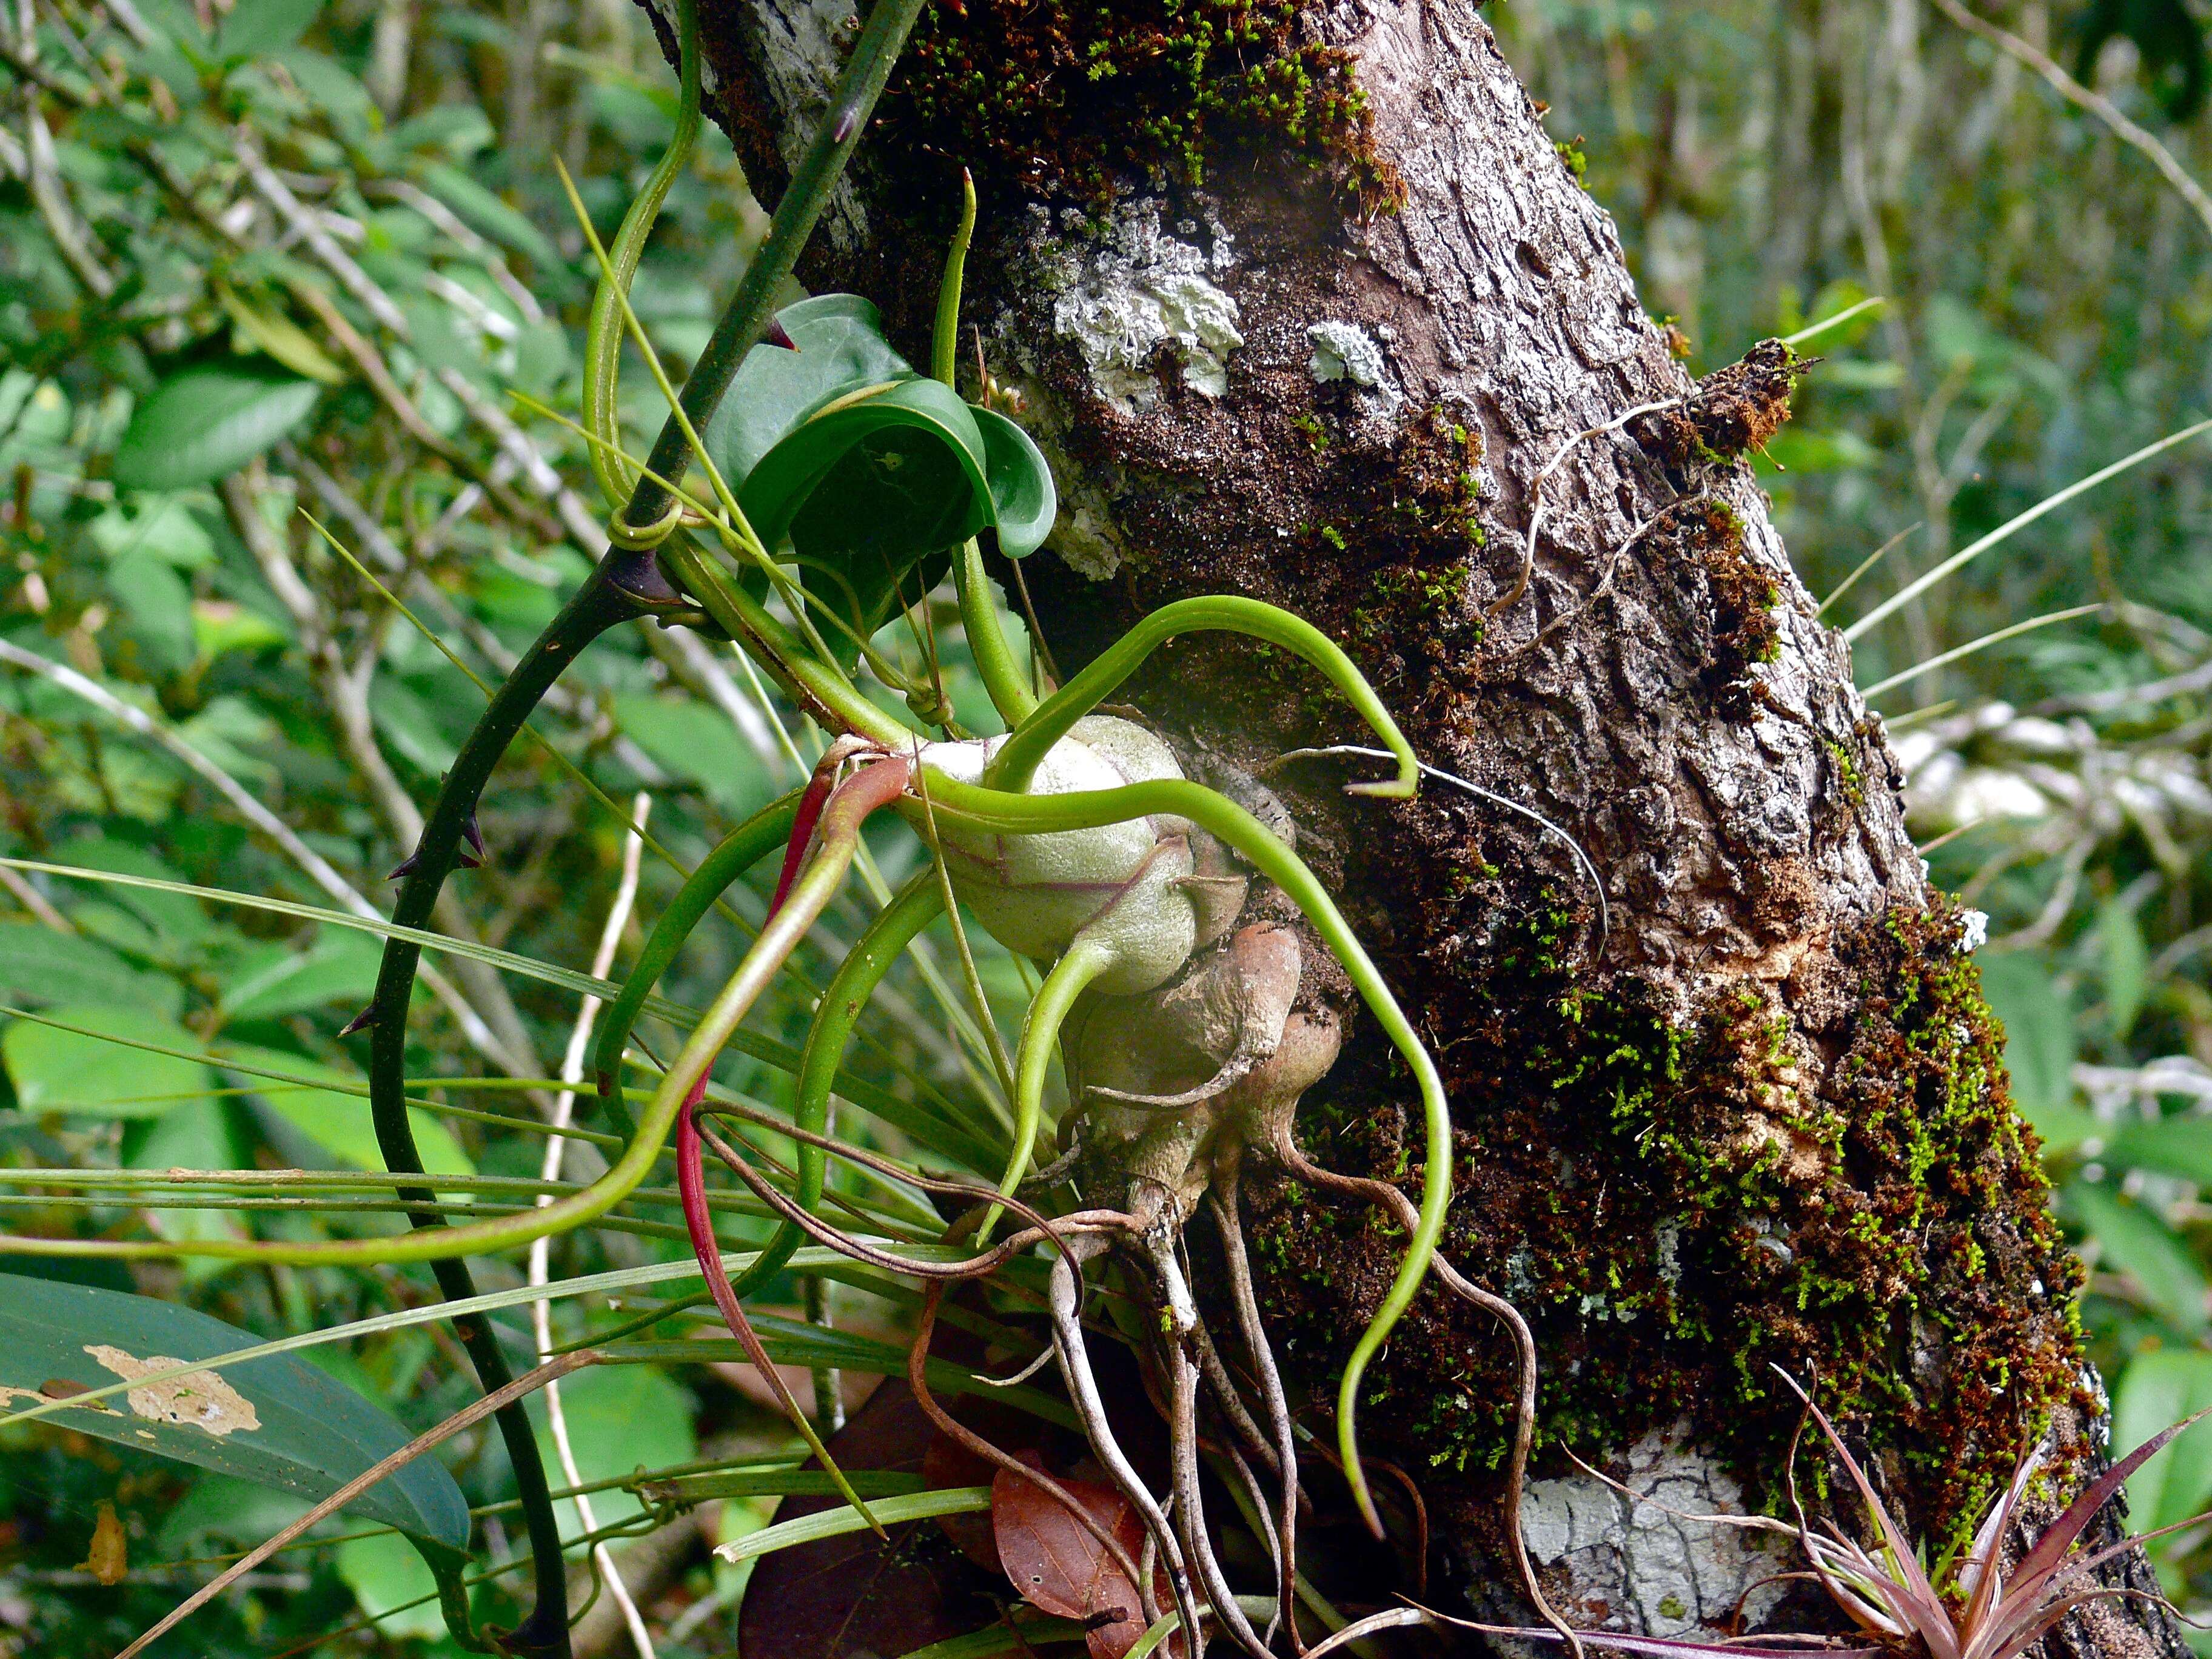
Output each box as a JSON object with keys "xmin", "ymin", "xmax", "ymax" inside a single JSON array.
[{"xmin": 2, "ymin": 0, "xmax": 2211, "ymax": 1652}]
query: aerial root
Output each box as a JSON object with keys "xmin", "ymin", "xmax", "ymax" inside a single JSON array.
[
  {"xmin": 1263, "ymin": 1125, "xmax": 1582, "ymax": 1659},
  {"xmin": 1212, "ymin": 1167, "xmax": 1306, "ymax": 1652},
  {"xmin": 1050, "ymin": 1232, "xmax": 1209, "ymax": 1655},
  {"xmin": 692, "ymin": 1113, "xmax": 1133, "ymax": 1282}
]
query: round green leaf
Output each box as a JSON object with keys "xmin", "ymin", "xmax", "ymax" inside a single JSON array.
[
  {"xmin": 699, "ymin": 295, "xmax": 1059, "ymax": 660},
  {"xmin": 113, "ymin": 363, "xmax": 321, "ymax": 492},
  {"xmin": 702, "ymin": 293, "xmax": 913, "ymax": 486},
  {"xmin": 0, "ymin": 1272, "xmax": 471, "ymax": 1550}
]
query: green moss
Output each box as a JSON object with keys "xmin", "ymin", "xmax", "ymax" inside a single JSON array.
[
  {"xmin": 1555, "ymin": 139, "xmax": 1590, "ymax": 186},
  {"xmin": 1826, "ymin": 738, "xmax": 1865, "ymax": 808},
  {"xmin": 1248, "ymin": 901, "xmax": 2083, "ymax": 1536},
  {"xmin": 877, "ymin": 2, "xmax": 1405, "ymax": 209}
]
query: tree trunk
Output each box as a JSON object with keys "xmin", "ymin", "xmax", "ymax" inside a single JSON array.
[{"xmin": 643, "ymin": 2, "xmax": 2182, "ymax": 1651}]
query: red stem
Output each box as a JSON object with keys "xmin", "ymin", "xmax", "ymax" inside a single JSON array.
[{"xmin": 677, "ymin": 752, "xmax": 910, "ymax": 1439}]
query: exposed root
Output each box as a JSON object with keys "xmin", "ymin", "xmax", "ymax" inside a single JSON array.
[
  {"xmin": 1212, "ymin": 1168, "xmax": 1304, "ymax": 1652},
  {"xmin": 1050, "ymin": 1232, "xmax": 1208, "ymax": 1654},
  {"xmin": 1264, "ymin": 1127, "xmax": 1581, "ymax": 1659}
]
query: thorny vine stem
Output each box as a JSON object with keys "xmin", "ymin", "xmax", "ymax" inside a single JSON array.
[{"xmin": 340, "ymin": 0, "xmax": 926, "ymax": 1626}]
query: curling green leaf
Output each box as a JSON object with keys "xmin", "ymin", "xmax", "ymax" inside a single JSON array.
[{"xmin": 701, "ymin": 295, "xmax": 1057, "ymax": 662}]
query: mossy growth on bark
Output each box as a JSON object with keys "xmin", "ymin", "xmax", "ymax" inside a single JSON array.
[
  {"xmin": 1643, "ymin": 339, "xmax": 1809, "ymax": 471},
  {"xmin": 874, "ymin": 1, "xmax": 1404, "ymax": 209},
  {"xmin": 1247, "ymin": 898, "xmax": 2086, "ymax": 1542}
]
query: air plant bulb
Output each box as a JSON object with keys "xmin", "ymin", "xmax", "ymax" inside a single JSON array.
[{"xmin": 922, "ymin": 716, "xmax": 1234, "ymax": 995}]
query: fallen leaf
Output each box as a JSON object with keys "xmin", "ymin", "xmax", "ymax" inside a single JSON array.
[
  {"xmin": 737, "ymin": 1381, "xmax": 999, "ymax": 1659},
  {"xmin": 988, "ymin": 1455, "xmax": 1159, "ymax": 1659}
]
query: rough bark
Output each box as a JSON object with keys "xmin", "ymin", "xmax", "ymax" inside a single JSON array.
[{"xmin": 645, "ymin": 2, "xmax": 2182, "ymax": 1652}]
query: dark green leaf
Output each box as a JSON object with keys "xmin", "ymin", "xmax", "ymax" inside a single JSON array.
[
  {"xmin": 0, "ymin": 1272, "xmax": 469, "ymax": 1549},
  {"xmin": 113, "ymin": 364, "xmax": 320, "ymax": 491},
  {"xmin": 702, "ymin": 297, "xmax": 1057, "ymax": 662}
]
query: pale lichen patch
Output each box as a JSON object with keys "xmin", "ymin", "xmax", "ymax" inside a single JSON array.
[
  {"xmin": 85, "ymin": 1345, "xmax": 261, "ymax": 1438},
  {"xmin": 1306, "ymin": 320, "xmax": 1396, "ymax": 404},
  {"xmin": 1024, "ymin": 201, "xmax": 1244, "ymax": 416},
  {"xmin": 1521, "ymin": 1429, "xmax": 1784, "ymax": 1637}
]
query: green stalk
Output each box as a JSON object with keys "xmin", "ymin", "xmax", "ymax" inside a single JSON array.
[
  {"xmin": 956, "ymin": 540, "xmax": 1037, "ymax": 728},
  {"xmin": 620, "ymin": 0, "xmax": 930, "ymax": 534},
  {"xmin": 592, "ymin": 792, "xmax": 803, "ymax": 1127},
  {"xmin": 919, "ymin": 771, "xmax": 1444, "ymax": 1537},
  {"xmin": 583, "ymin": 0, "xmax": 699, "ymax": 508},
  {"xmin": 987, "ymin": 595, "xmax": 1415, "ymax": 798},
  {"xmin": 982, "ymin": 937, "xmax": 1111, "ymax": 1242},
  {"xmin": 732, "ymin": 871, "xmax": 947, "ymax": 1300},
  {"xmin": 929, "ymin": 169, "xmax": 1036, "ymax": 726},
  {"xmin": 932, "ymin": 169, "xmax": 976, "ymax": 389},
  {"xmin": 658, "ymin": 534, "xmax": 911, "ymax": 746}
]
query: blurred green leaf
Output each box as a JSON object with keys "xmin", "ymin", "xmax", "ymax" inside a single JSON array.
[
  {"xmin": 528, "ymin": 1362, "xmax": 696, "ymax": 1537},
  {"xmin": 218, "ymin": 1042, "xmax": 473, "ymax": 1176},
  {"xmin": 106, "ymin": 551, "xmax": 198, "ymax": 674},
  {"xmin": 218, "ymin": 931, "xmax": 381, "ymax": 1022},
  {"xmin": 612, "ymin": 693, "xmax": 771, "ymax": 817},
  {"xmin": 2104, "ymin": 1116, "xmax": 2212, "ymax": 1186},
  {"xmin": 2116, "ymin": 1347, "xmax": 2212, "ymax": 1541},
  {"xmin": 337, "ymin": 1529, "xmax": 449, "ymax": 1639},
  {"xmin": 213, "ymin": 0, "xmax": 324, "ymax": 59},
  {"xmin": 90, "ymin": 498, "xmax": 215, "ymax": 569},
  {"xmin": 192, "ymin": 597, "xmax": 292, "ymax": 659},
  {"xmin": 0, "ymin": 1272, "xmax": 470, "ymax": 1549},
  {"xmin": 415, "ymin": 162, "xmax": 565, "ymax": 272},
  {"xmin": 113, "ymin": 363, "xmax": 321, "ymax": 492},
  {"xmin": 0, "ymin": 923, "xmax": 183, "ymax": 1016},
  {"xmin": 2099, "ymin": 896, "xmax": 2150, "ymax": 1039},
  {"xmin": 1978, "ymin": 955, "xmax": 2089, "ymax": 1149},
  {"xmin": 219, "ymin": 286, "xmax": 347, "ymax": 386},
  {"xmin": 1, "ymin": 1005, "xmax": 211, "ymax": 1118},
  {"xmin": 125, "ymin": 1098, "xmax": 248, "ymax": 1261},
  {"xmin": 2065, "ymin": 1178, "xmax": 2210, "ymax": 1336}
]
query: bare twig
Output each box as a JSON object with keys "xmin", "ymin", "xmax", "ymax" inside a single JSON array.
[
  {"xmin": 1928, "ymin": 0, "xmax": 2212, "ymax": 243},
  {"xmin": 532, "ymin": 794, "xmax": 654, "ymax": 1659}
]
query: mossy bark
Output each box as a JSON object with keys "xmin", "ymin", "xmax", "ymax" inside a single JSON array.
[{"xmin": 647, "ymin": 2, "xmax": 2179, "ymax": 1652}]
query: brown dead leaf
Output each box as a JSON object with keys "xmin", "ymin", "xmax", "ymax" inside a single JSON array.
[
  {"xmin": 988, "ymin": 1456, "xmax": 1161, "ymax": 1659},
  {"xmin": 77, "ymin": 1500, "xmax": 126, "ymax": 1585}
]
